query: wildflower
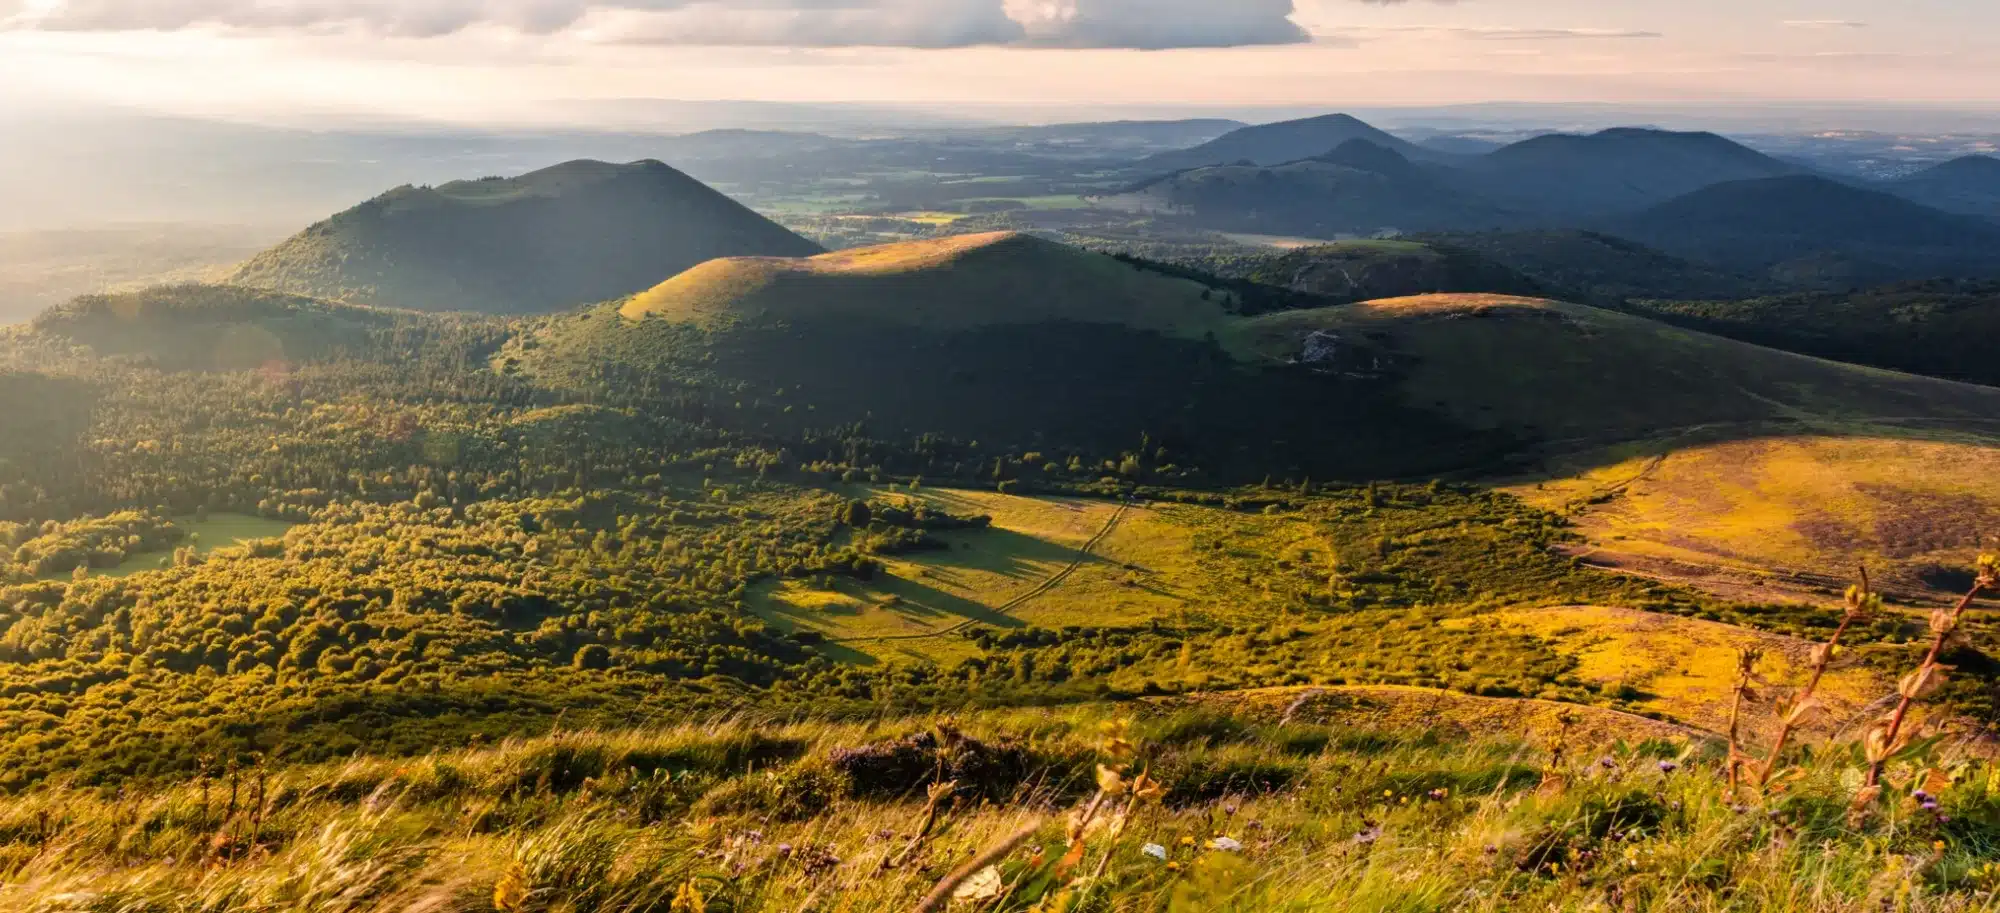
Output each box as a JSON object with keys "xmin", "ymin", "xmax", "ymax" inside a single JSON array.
[
  {"xmin": 493, "ymin": 863, "xmax": 529, "ymax": 913},
  {"xmin": 1210, "ymin": 836, "xmax": 1243, "ymax": 852},
  {"xmin": 1167, "ymin": 862, "xmax": 1182, "ymax": 872},
  {"xmin": 1598, "ymin": 756, "xmax": 1617, "ymax": 770},
  {"xmin": 1099, "ymin": 719, "xmax": 1136, "ymax": 761},
  {"xmin": 1658, "ymin": 760, "xmax": 1679, "ymax": 774},
  {"xmin": 1913, "ymin": 790, "xmax": 1932, "ymax": 803},
  {"xmin": 1922, "ymin": 799, "xmax": 1940, "ymax": 811},
  {"xmin": 1179, "ymin": 836, "xmax": 1196, "ymax": 847},
  {"xmin": 1935, "ymin": 840, "xmax": 1949, "ymax": 851},
  {"xmin": 1427, "ymin": 789, "xmax": 1449, "ymax": 801},
  {"xmin": 671, "ymin": 879, "xmax": 706, "ymax": 913},
  {"xmin": 1354, "ymin": 825, "xmax": 1384, "ymax": 845},
  {"xmin": 1142, "ymin": 843, "xmax": 1168, "ymax": 861}
]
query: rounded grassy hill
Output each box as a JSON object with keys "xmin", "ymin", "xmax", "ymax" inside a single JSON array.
[{"xmin": 620, "ymin": 231, "xmax": 1237, "ymax": 336}]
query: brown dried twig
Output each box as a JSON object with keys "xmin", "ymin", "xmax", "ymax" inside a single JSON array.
[
  {"xmin": 1861, "ymin": 554, "xmax": 1997, "ymax": 792},
  {"xmin": 1752, "ymin": 570, "xmax": 1876, "ymax": 789}
]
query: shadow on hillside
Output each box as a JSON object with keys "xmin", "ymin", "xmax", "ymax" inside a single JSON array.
[{"xmin": 913, "ymin": 525, "xmax": 1104, "ymax": 581}]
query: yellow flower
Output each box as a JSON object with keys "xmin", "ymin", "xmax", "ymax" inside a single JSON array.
[
  {"xmin": 671, "ymin": 879, "xmax": 707, "ymax": 913},
  {"xmin": 1180, "ymin": 836, "xmax": 1196, "ymax": 847},
  {"xmin": 1935, "ymin": 840, "xmax": 1949, "ymax": 851},
  {"xmin": 493, "ymin": 864, "xmax": 530, "ymax": 913}
]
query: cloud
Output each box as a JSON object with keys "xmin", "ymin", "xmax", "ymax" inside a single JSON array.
[
  {"xmin": 604, "ymin": 1, "xmax": 1025, "ymax": 48},
  {"xmin": 4, "ymin": 0, "xmax": 1311, "ymax": 48},
  {"xmin": 1782, "ymin": 19, "xmax": 1867, "ymax": 29},
  {"xmin": 1009, "ymin": 0, "xmax": 1308, "ymax": 49}
]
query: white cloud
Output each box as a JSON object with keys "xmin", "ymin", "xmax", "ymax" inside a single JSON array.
[
  {"xmin": 602, "ymin": 1, "xmax": 1023, "ymax": 48},
  {"xmin": 1008, "ymin": 0, "xmax": 1308, "ymax": 49},
  {"xmin": 4, "ymin": 0, "xmax": 1310, "ymax": 48}
]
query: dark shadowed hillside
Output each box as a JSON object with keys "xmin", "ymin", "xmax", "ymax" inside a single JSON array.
[
  {"xmin": 1605, "ymin": 175, "xmax": 2000, "ymax": 282},
  {"xmin": 1414, "ymin": 230, "xmax": 1766, "ymax": 303},
  {"xmin": 1467, "ymin": 128, "xmax": 1803, "ymax": 216},
  {"xmin": 1102, "ymin": 141, "xmax": 1517, "ymax": 237},
  {"xmin": 1136, "ymin": 113, "xmax": 1445, "ymax": 172},
  {"xmin": 1890, "ymin": 155, "xmax": 2000, "ymax": 220},
  {"xmin": 1630, "ymin": 279, "xmax": 2000, "ymax": 388},
  {"xmin": 229, "ymin": 160, "xmax": 822, "ymax": 314},
  {"xmin": 1237, "ymin": 238, "xmax": 1550, "ymax": 303}
]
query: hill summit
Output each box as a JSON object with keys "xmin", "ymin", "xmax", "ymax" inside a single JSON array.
[
  {"xmin": 620, "ymin": 230, "xmax": 1235, "ymax": 335},
  {"xmin": 1469, "ymin": 127, "xmax": 1802, "ymax": 215},
  {"xmin": 1137, "ymin": 113, "xmax": 1444, "ymax": 172},
  {"xmin": 228, "ymin": 159, "xmax": 821, "ymax": 315}
]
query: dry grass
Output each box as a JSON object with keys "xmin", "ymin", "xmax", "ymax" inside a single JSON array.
[
  {"xmin": 1445, "ymin": 606, "xmax": 1888, "ymax": 734},
  {"xmin": 1149, "ymin": 683, "xmax": 1705, "ymax": 746},
  {"xmin": 1515, "ymin": 435, "xmax": 2000, "ymax": 597}
]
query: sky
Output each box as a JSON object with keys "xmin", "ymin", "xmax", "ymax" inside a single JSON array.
[{"xmin": 0, "ymin": 0, "xmax": 1995, "ymax": 126}]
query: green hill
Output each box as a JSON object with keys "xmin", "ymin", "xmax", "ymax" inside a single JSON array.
[
  {"xmin": 519, "ymin": 234, "xmax": 2000, "ymax": 482},
  {"xmin": 1227, "ymin": 293, "xmax": 2000, "ymax": 448},
  {"xmin": 1412, "ymin": 230, "xmax": 1766, "ymax": 303},
  {"xmin": 1240, "ymin": 238, "xmax": 1550, "ymax": 303},
  {"xmin": 619, "ymin": 230, "xmax": 1235, "ymax": 335},
  {"xmin": 29, "ymin": 284, "xmax": 402, "ymax": 370},
  {"xmin": 1627, "ymin": 279, "xmax": 2000, "ymax": 388},
  {"xmin": 229, "ymin": 159, "xmax": 821, "ymax": 314}
]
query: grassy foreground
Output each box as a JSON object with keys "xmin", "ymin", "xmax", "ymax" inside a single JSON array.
[{"xmin": 8, "ymin": 703, "xmax": 2000, "ymax": 913}]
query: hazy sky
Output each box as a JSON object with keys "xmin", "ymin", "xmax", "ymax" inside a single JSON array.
[{"xmin": 1, "ymin": 0, "xmax": 1995, "ymax": 123}]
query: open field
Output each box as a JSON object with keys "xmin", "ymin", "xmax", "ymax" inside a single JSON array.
[
  {"xmin": 1513, "ymin": 434, "xmax": 2000, "ymax": 599},
  {"xmin": 749, "ymin": 489, "xmax": 1308, "ymax": 664},
  {"xmin": 51, "ymin": 513, "xmax": 297, "ymax": 580}
]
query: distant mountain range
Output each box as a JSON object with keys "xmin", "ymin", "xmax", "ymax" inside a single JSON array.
[
  {"xmin": 229, "ymin": 159, "xmax": 821, "ymax": 314},
  {"xmin": 1119, "ymin": 115, "xmax": 2000, "ymax": 283}
]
